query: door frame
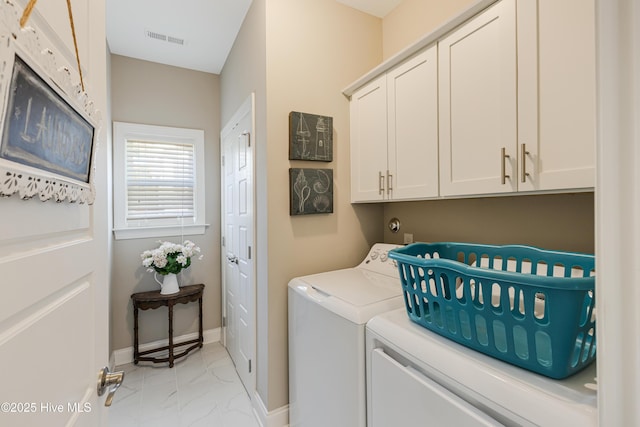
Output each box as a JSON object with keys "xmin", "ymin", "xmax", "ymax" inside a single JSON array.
[{"xmin": 220, "ymin": 93, "xmax": 257, "ymax": 393}]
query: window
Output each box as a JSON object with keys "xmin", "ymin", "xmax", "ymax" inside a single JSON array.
[{"xmin": 113, "ymin": 122, "xmax": 206, "ymax": 240}]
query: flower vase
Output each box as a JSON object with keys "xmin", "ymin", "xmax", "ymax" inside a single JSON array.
[{"xmin": 155, "ymin": 272, "xmax": 180, "ymax": 295}]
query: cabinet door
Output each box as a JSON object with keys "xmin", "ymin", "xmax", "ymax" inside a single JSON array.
[
  {"xmin": 439, "ymin": 0, "xmax": 517, "ymax": 197},
  {"xmin": 517, "ymin": 0, "xmax": 596, "ymax": 191},
  {"xmin": 387, "ymin": 45, "xmax": 439, "ymax": 200},
  {"xmin": 350, "ymin": 75, "xmax": 388, "ymax": 202}
]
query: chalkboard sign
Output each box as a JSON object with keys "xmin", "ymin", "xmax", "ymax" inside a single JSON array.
[{"xmin": 0, "ymin": 55, "xmax": 94, "ymax": 183}]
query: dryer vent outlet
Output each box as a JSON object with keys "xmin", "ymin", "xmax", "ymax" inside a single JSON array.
[{"xmin": 388, "ymin": 218, "xmax": 401, "ymax": 233}]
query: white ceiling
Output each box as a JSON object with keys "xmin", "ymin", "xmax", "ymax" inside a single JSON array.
[
  {"xmin": 106, "ymin": 0, "xmax": 253, "ymax": 74},
  {"xmin": 106, "ymin": 0, "xmax": 400, "ymax": 75},
  {"xmin": 335, "ymin": 0, "xmax": 403, "ymax": 18}
]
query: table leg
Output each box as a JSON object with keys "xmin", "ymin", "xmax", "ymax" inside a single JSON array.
[
  {"xmin": 198, "ymin": 295, "xmax": 203, "ymax": 348},
  {"xmin": 168, "ymin": 301, "xmax": 174, "ymax": 368},
  {"xmin": 133, "ymin": 304, "xmax": 139, "ymax": 364}
]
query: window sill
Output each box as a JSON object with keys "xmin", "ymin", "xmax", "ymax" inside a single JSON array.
[{"xmin": 113, "ymin": 224, "xmax": 209, "ymax": 240}]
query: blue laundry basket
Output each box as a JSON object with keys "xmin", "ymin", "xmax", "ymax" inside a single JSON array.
[{"xmin": 388, "ymin": 242, "xmax": 596, "ymax": 379}]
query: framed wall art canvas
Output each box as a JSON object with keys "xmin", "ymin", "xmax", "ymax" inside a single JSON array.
[
  {"xmin": 289, "ymin": 111, "xmax": 333, "ymax": 161},
  {"xmin": 289, "ymin": 168, "xmax": 333, "ymax": 215}
]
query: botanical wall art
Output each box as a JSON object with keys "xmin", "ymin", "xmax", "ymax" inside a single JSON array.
[
  {"xmin": 289, "ymin": 168, "xmax": 333, "ymax": 215},
  {"xmin": 289, "ymin": 111, "xmax": 333, "ymax": 161},
  {"xmin": 0, "ymin": 1, "xmax": 100, "ymax": 203}
]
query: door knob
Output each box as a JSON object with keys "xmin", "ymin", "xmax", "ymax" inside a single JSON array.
[
  {"xmin": 97, "ymin": 366, "xmax": 125, "ymax": 407},
  {"xmin": 227, "ymin": 254, "xmax": 239, "ymax": 265}
]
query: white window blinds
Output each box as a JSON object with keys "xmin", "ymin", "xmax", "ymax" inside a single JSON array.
[
  {"xmin": 113, "ymin": 122, "xmax": 205, "ymax": 240},
  {"xmin": 126, "ymin": 139, "xmax": 195, "ymax": 220}
]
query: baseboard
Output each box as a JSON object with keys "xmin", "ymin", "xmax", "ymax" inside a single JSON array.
[
  {"xmin": 111, "ymin": 328, "xmax": 221, "ymax": 367},
  {"xmin": 253, "ymin": 390, "xmax": 289, "ymax": 427}
]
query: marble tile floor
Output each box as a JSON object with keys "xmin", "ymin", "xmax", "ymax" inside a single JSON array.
[{"xmin": 109, "ymin": 342, "xmax": 260, "ymax": 427}]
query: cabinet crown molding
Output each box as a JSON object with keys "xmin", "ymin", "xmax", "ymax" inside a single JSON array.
[{"xmin": 342, "ymin": 0, "xmax": 498, "ymax": 98}]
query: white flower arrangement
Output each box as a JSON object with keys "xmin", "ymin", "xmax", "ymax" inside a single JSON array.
[{"xmin": 141, "ymin": 240, "xmax": 202, "ymax": 275}]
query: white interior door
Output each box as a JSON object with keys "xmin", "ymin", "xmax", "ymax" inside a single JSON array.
[
  {"xmin": 0, "ymin": 204, "xmax": 109, "ymax": 427},
  {"xmin": 0, "ymin": 1, "xmax": 111, "ymax": 426},
  {"xmin": 221, "ymin": 94, "xmax": 256, "ymax": 394}
]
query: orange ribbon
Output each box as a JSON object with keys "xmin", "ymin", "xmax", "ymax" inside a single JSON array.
[
  {"xmin": 19, "ymin": 0, "xmax": 38, "ymax": 28},
  {"xmin": 19, "ymin": 0, "xmax": 85, "ymax": 91}
]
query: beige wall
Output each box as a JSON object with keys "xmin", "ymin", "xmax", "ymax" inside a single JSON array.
[
  {"xmin": 110, "ymin": 55, "xmax": 221, "ymax": 351},
  {"xmin": 265, "ymin": 0, "xmax": 384, "ymax": 410},
  {"xmin": 221, "ymin": 0, "xmax": 384, "ymax": 412},
  {"xmin": 383, "ymin": 0, "xmax": 475, "ymax": 59},
  {"xmin": 384, "ymin": 193, "xmax": 595, "ymax": 253},
  {"xmin": 220, "ymin": 0, "xmax": 270, "ymax": 405}
]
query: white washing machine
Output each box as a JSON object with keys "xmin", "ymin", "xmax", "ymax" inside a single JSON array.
[
  {"xmin": 288, "ymin": 243, "xmax": 405, "ymax": 427},
  {"xmin": 366, "ymin": 308, "xmax": 598, "ymax": 427}
]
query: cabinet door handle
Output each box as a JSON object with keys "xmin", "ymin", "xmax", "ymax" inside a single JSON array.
[
  {"xmin": 387, "ymin": 171, "xmax": 393, "ymax": 195},
  {"xmin": 501, "ymin": 147, "xmax": 510, "ymax": 185},
  {"xmin": 521, "ymin": 143, "xmax": 530, "ymax": 183},
  {"xmin": 379, "ymin": 171, "xmax": 384, "ymax": 195}
]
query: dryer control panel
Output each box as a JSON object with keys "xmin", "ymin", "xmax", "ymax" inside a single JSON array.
[{"xmin": 358, "ymin": 243, "xmax": 403, "ymax": 277}]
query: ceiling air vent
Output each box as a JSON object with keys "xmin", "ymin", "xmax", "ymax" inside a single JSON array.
[
  {"xmin": 146, "ymin": 30, "xmax": 166, "ymax": 41},
  {"xmin": 167, "ymin": 36, "xmax": 184, "ymax": 46},
  {"xmin": 145, "ymin": 30, "xmax": 186, "ymax": 46}
]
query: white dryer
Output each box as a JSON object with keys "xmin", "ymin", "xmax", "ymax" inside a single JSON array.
[
  {"xmin": 288, "ymin": 243, "xmax": 404, "ymax": 427},
  {"xmin": 366, "ymin": 308, "xmax": 597, "ymax": 427}
]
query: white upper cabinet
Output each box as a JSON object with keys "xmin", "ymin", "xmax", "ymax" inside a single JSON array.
[
  {"xmin": 350, "ymin": 74, "xmax": 388, "ymax": 202},
  {"xmin": 438, "ymin": 0, "xmax": 517, "ymax": 196},
  {"xmin": 348, "ymin": 0, "xmax": 596, "ymax": 201},
  {"xmin": 350, "ymin": 46, "xmax": 439, "ymax": 203},
  {"xmin": 387, "ymin": 46, "xmax": 439, "ymax": 200},
  {"xmin": 517, "ymin": 0, "xmax": 596, "ymax": 192},
  {"xmin": 439, "ymin": 0, "xmax": 596, "ymax": 197}
]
